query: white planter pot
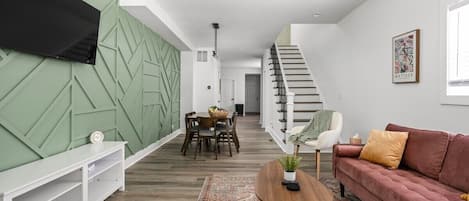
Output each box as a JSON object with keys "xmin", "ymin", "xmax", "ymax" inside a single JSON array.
[{"xmin": 283, "ymin": 171, "xmax": 296, "ymax": 181}]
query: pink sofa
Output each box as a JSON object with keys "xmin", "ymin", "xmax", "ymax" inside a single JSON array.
[{"xmin": 333, "ymin": 124, "xmax": 469, "ymax": 201}]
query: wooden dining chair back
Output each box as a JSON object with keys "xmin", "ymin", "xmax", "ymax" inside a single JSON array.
[
  {"xmin": 181, "ymin": 112, "xmax": 197, "ymax": 154},
  {"xmin": 198, "ymin": 116, "xmax": 215, "ymax": 129},
  {"xmin": 184, "ymin": 112, "xmax": 195, "ymax": 129},
  {"xmin": 194, "ymin": 116, "xmax": 220, "ymax": 160},
  {"xmin": 231, "ymin": 112, "xmax": 240, "ymax": 152}
]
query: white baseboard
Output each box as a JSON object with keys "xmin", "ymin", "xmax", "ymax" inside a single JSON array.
[
  {"xmin": 125, "ymin": 129, "xmax": 182, "ymax": 169},
  {"xmin": 266, "ymin": 127, "xmax": 288, "ymax": 153}
]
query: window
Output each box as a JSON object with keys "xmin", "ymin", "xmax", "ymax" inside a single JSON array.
[{"xmin": 446, "ymin": 0, "xmax": 469, "ymax": 96}]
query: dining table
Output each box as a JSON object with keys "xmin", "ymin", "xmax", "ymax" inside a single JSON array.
[
  {"xmin": 185, "ymin": 111, "xmax": 239, "ymax": 160},
  {"xmin": 187, "ymin": 112, "xmax": 233, "ymax": 120}
]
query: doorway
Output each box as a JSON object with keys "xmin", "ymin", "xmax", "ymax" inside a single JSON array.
[
  {"xmin": 220, "ymin": 79, "xmax": 235, "ymax": 111},
  {"xmin": 245, "ymin": 74, "xmax": 261, "ymax": 115}
]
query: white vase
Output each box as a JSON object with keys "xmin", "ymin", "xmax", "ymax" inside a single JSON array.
[{"xmin": 284, "ymin": 171, "xmax": 296, "ymax": 181}]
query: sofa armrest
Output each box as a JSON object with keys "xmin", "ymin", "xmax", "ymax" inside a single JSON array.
[
  {"xmin": 333, "ymin": 144, "xmax": 364, "ymax": 178},
  {"xmin": 333, "ymin": 144, "xmax": 364, "ymax": 158}
]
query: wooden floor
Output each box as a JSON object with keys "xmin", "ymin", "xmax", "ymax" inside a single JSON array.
[{"xmin": 108, "ymin": 115, "xmax": 333, "ymax": 201}]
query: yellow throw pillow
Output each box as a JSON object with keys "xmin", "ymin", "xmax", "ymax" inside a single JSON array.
[
  {"xmin": 359, "ymin": 129, "xmax": 409, "ymax": 169},
  {"xmin": 461, "ymin": 193, "xmax": 469, "ymax": 201}
]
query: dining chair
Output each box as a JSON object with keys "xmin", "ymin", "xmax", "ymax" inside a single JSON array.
[
  {"xmin": 181, "ymin": 112, "xmax": 197, "ymax": 155},
  {"xmin": 231, "ymin": 112, "xmax": 240, "ymax": 152},
  {"xmin": 194, "ymin": 116, "xmax": 220, "ymax": 160},
  {"xmin": 215, "ymin": 118, "xmax": 233, "ymax": 157},
  {"xmin": 216, "ymin": 112, "xmax": 239, "ymax": 155}
]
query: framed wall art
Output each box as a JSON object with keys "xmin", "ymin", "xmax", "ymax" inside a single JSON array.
[{"xmin": 392, "ymin": 29, "xmax": 420, "ymax": 83}]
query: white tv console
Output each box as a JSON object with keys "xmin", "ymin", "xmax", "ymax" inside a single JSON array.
[{"xmin": 0, "ymin": 142, "xmax": 127, "ymax": 201}]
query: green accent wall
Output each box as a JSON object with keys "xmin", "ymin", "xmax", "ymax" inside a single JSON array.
[{"xmin": 0, "ymin": 0, "xmax": 180, "ymax": 171}]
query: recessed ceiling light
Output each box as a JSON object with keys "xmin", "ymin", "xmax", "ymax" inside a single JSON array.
[{"xmin": 313, "ymin": 13, "xmax": 321, "ymax": 18}]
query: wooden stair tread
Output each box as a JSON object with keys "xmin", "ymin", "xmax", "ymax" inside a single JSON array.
[
  {"xmin": 279, "ymin": 119, "xmax": 310, "ymax": 123},
  {"xmin": 278, "ymin": 48, "xmax": 299, "ymax": 51},
  {"xmin": 274, "ymin": 86, "xmax": 317, "ymax": 88},
  {"xmin": 272, "ymin": 80, "xmax": 313, "ymax": 82},
  {"xmin": 274, "ymin": 94, "xmax": 319, "ymax": 96},
  {"xmin": 276, "ymin": 101, "xmax": 322, "ymax": 104},
  {"xmin": 277, "ymin": 110, "xmax": 319, "ymax": 113},
  {"xmin": 283, "ymin": 68, "xmax": 308, "ymax": 70},
  {"xmin": 270, "ymin": 68, "xmax": 308, "ymax": 71}
]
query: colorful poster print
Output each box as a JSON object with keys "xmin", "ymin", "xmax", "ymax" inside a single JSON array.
[{"xmin": 392, "ymin": 29, "xmax": 420, "ymax": 83}]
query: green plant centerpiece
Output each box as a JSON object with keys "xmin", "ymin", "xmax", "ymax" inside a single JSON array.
[
  {"xmin": 278, "ymin": 155, "xmax": 302, "ymax": 182},
  {"xmin": 208, "ymin": 106, "xmax": 218, "ymax": 113}
]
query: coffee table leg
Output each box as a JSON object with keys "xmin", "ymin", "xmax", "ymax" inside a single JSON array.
[{"xmin": 340, "ymin": 183, "xmax": 345, "ymax": 197}]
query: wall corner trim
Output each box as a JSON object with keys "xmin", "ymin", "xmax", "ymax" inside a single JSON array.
[{"xmin": 125, "ymin": 129, "xmax": 183, "ymax": 169}]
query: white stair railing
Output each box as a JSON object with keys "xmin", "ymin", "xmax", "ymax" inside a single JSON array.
[{"xmin": 274, "ymin": 43, "xmax": 295, "ymax": 154}]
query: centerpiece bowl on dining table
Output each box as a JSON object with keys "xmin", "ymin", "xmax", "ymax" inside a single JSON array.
[{"xmin": 208, "ymin": 106, "xmax": 229, "ymax": 119}]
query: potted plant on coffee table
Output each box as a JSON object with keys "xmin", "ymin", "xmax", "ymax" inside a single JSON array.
[{"xmin": 278, "ymin": 155, "xmax": 302, "ymax": 182}]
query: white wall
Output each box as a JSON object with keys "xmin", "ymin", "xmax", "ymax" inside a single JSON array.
[
  {"xmin": 180, "ymin": 51, "xmax": 194, "ymax": 128},
  {"xmin": 221, "ymin": 67, "xmax": 261, "ymax": 115},
  {"xmin": 291, "ymin": 0, "xmax": 469, "ymax": 141},
  {"xmin": 193, "ymin": 49, "xmax": 221, "ymax": 112}
]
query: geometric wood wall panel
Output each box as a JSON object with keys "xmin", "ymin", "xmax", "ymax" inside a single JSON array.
[{"xmin": 0, "ymin": 0, "xmax": 180, "ymax": 171}]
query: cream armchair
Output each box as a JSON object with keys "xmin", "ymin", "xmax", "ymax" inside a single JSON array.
[{"xmin": 291, "ymin": 111, "xmax": 343, "ymax": 179}]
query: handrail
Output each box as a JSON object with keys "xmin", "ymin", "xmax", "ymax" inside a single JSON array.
[
  {"xmin": 274, "ymin": 42, "xmax": 291, "ymax": 94},
  {"xmin": 274, "ymin": 43, "xmax": 295, "ymax": 151}
]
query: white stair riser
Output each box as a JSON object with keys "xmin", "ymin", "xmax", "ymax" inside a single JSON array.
[
  {"xmin": 294, "ymin": 112, "xmax": 315, "ymax": 119},
  {"xmin": 283, "ymin": 69, "xmax": 309, "ymax": 74},
  {"xmin": 277, "ymin": 103, "xmax": 322, "ymax": 111},
  {"xmin": 294, "ymin": 95, "xmax": 320, "ymax": 102},
  {"xmin": 288, "ymin": 81, "xmax": 314, "ymax": 87},
  {"xmin": 274, "ymin": 95, "xmax": 320, "ymax": 102},
  {"xmin": 277, "ymin": 121, "xmax": 309, "ymax": 128},
  {"xmin": 286, "ymin": 75, "xmax": 311, "ymax": 80},
  {"xmin": 277, "ymin": 46, "xmax": 298, "ymax": 50},
  {"xmin": 283, "ymin": 64, "xmax": 307, "ymax": 69},
  {"xmin": 277, "ymin": 111, "xmax": 316, "ymax": 120},
  {"xmin": 274, "ymin": 96, "xmax": 322, "ymax": 103},
  {"xmin": 293, "ymin": 103, "xmax": 323, "ymax": 111},
  {"xmin": 282, "ymin": 59, "xmax": 304, "ymax": 63},
  {"xmin": 274, "ymin": 81, "xmax": 314, "ymax": 87},
  {"xmin": 278, "ymin": 49, "xmax": 300, "ymax": 54},
  {"xmin": 290, "ymin": 88, "xmax": 317, "ymax": 94},
  {"xmin": 280, "ymin": 54, "xmax": 302, "ymax": 59},
  {"xmin": 286, "ymin": 121, "xmax": 309, "ymax": 127}
]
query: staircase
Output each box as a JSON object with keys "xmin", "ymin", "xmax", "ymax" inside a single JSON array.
[{"xmin": 269, "ymin": 44, "xmax": 324, "ymax": 142}]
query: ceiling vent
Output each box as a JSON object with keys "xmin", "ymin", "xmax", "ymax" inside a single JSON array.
[{"xmin": 197, "ymin": 50, "xmax": 208, "ymax": 62}]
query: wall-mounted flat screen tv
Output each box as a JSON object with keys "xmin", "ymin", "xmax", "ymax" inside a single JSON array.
[{"xmin": 0, "ymin": 0, "xmax": 100, "ymax": 65}]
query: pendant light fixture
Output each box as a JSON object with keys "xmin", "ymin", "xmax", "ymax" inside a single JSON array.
[{"xmin": 212, "ymin": 23, "xmax": 219, "ymax": 57}]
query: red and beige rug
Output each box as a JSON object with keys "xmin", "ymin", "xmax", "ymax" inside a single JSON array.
[{"xmin": 197, "ymin": 175, "xmax": 359, "ymax": 201}]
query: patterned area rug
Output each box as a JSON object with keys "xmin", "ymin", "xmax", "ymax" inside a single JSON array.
[{"xmin": 198, "ymin": 175, "xmax": 360, "ymax": 201}]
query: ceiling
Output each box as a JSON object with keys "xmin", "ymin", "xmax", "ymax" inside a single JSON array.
[{"xmin": 152, "ymin": 0, "xmax": 364, "ymax": 68}]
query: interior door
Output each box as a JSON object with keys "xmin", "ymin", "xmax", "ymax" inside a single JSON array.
[
  {"xmin": 221, "ymin": 79, "xmax": 235, "ymax": 111},
  {"xmin": 245, "ymin": 75, "xmax": 260, "ymax": 113}
]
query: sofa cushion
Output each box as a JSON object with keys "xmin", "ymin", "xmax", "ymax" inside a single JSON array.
[
  {"xmin": 439, "ymin": 134, "xmax": 469, "ymax": 192},
  {"xmin": 359, "ymin": 129, "xmax": 408, "ymax": 169},
  {"xmin": 337, "ymin": 158, "xmax": 463, "ymax": 201},
  {"xmin": 386, "ymin": 123, "xmax": 450, "ymax": 179}
]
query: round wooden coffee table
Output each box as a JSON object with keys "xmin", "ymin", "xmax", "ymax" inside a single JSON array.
[{"xmin": 255, "ymin": 160, "xmax": 334, "ymax": 201}]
